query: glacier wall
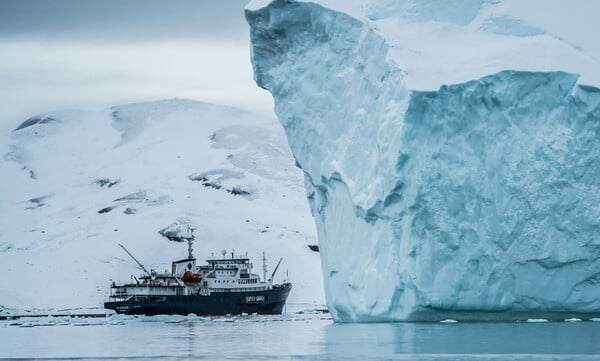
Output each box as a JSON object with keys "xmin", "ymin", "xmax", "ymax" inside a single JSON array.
[{"xmin": 246, "ymin": 0, "xmax": 600, "ymax": 321}]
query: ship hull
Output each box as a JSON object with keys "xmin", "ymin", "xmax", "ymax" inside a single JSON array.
[{"xmin": 104, "ymin": 283, "xmax": 292, "ymax": 316}]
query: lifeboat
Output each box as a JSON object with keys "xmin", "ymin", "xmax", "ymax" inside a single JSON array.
[{"xmin": 182, "ymin": 270, "xmax": 202, "ymax": 283}]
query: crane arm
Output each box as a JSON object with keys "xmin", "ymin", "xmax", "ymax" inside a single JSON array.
[
  {"xmin": 118, "ymin": 244, "xmax": 152, "ymax": 278},
  {"xmin": 270, "ymin": 257, "xmax": 283, "ymax": 281}
]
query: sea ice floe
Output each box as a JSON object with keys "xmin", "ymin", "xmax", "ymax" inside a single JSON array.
[{"xmin": 440, "ymin": 319, "xmax": 458, "ymax": 324}]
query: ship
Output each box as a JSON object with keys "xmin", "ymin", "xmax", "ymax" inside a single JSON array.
[{"xmin": 104, "ymin": 230, "xmax": 292, "ymax": 316}]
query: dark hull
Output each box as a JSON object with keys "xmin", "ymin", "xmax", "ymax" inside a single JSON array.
[{"xmin": 104, "ymin": 283, "xmax": 292, "ymax": 316}]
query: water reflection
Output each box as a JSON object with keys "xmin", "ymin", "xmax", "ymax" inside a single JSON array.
[
  {"xmin": 2, "ymin": 315, "xmax": 600, "ymax": 360},
  {"xmin": 324, "ymin": 321, "xmax": 600, "ymax": 358}
]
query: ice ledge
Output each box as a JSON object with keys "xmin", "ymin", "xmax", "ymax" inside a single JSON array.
[{"xmin": 245, "ymin": 0, "xmax": 273, "ymax": 11}]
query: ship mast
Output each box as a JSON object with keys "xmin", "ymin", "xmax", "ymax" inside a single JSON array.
[
  {"xmin": 262, "ymin": 252, "xmax": 267, "ymax": 282},
  {"xmin": 186, "ymin": 226, "xmax": 195, "ymax": 260}
]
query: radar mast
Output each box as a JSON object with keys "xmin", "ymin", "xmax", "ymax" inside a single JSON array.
[{"xmin": 186, "ymin": 226, "xmax": 195, "ymax": 260}]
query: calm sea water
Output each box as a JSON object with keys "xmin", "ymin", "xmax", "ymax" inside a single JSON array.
[{"xmin": 2, "ymin": 313, "xmax": 600, "ymax": 360}]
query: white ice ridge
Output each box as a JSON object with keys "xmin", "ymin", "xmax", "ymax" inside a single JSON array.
[
  {"xmin": 246, "ymin": 0, "xmax": 600, "ymax": 322},
  {"xmin": 247, "ymin": 0, "xmax": 600, "ymax": 90}
]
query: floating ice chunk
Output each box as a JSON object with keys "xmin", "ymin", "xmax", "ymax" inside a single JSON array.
[
  {"xmin": 564, "ymin": 318, "xmax": 582, "ymax": 322},
  {"xmin": 107, "ymin": 314, "xmax": 135, "ymax": 323},
  {"xmin": 163, "ymin": 315, "xmax": 188, "ymax": 324},
  {"xmin": 440, "ymin": 319, "xmax": 458, "ymax": 324}
]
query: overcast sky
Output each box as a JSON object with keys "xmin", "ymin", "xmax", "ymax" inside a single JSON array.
[{"xmin": 0, "ymin": 0, "xmax": 274, "ymax": 133}]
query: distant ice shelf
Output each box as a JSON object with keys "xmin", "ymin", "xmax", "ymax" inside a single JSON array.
[{"xmin": 246, "ymin": 0, "xmax": 600, "ymax": 322}]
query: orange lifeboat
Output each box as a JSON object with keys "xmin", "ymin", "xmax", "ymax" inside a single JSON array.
[{"xmin": 182, "ymin": 270, "xmax": 202, "ymax": 283}]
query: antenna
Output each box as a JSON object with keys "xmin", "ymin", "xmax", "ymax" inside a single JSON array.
[
  {"xmin": 186, "ymin": 226, "xmax": 196, "ymax": 260},
  {"xmin": 118, "ymin": 244, "xmax": 152, "ymax": 278},
  {"xmin": 262, "ymin": 252, "xmax": 267, "ymax": 282}
]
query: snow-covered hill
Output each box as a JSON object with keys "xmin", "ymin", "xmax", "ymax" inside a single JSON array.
[{"xmin": 0, "ymin": 99, "xmax": 323, "ymax": 312}]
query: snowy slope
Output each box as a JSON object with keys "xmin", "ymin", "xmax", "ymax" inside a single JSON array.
[
  {"xmin": 0, "ymin": 99, "xmax": 323, "ymax": 311},
  {"xmin": 246, "ymin": 0, "xmax": 600, "ymax": 321}
]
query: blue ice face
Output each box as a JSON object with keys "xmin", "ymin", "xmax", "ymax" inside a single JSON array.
[{"xmin": 247, "ymin": 0, "xmax": 600, "ymax": 322}]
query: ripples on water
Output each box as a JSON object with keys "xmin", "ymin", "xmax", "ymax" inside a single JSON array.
[{"xmin": 2, "ymin": 311, "xmax": 600, "ymax": 360}]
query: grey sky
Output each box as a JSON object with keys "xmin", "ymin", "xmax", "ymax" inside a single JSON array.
[
  {"xmin": 0, "ymin": 0, "xmax": 249, "ymax": 42},
  {"xmin": 0, "ymin": 0, "xmax": 275, "ymax": 134}
]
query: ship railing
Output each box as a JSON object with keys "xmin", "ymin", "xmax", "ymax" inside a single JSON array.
[{"xmin": 109, "ymin": 284, "xmax": 185, "ymax": 297}]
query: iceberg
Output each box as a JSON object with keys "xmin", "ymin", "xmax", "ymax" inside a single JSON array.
[{"xmin": 246, "ymin": 0, "xmax": 600, "ymax": 321}]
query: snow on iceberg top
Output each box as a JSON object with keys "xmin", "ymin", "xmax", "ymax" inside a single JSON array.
[
  {"xmin": 246, "ymin": 0, "xmax": 600, "ymax": 89},
  {"xmin": 246, "ymin": 0, "xmax": 365, "ymax": 16}
]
